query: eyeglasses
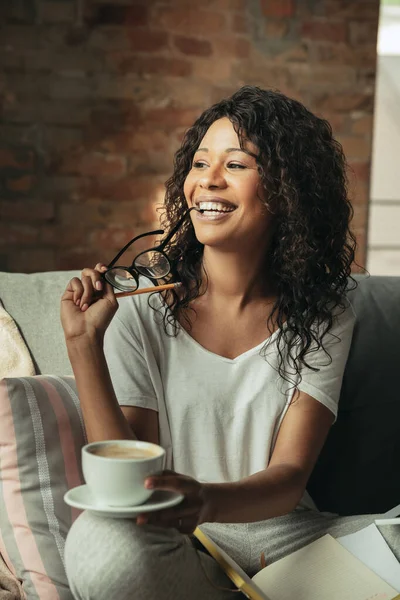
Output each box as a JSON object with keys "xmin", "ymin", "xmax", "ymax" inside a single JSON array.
[{"xmin": 103, "ymin": 207, "xmax": 197, "ymax": 292}]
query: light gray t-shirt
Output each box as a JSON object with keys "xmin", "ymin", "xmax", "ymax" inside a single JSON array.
[{"xmin": 104, "ymin": 282, "xmax": 355, "ymax": 495}]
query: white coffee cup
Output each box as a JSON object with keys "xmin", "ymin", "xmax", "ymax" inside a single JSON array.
[{"xmin": 82, "ymin": 440, "xmax": 166, "ymax": 507}]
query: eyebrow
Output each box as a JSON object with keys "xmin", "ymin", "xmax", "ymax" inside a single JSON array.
[
  {"xmin": 196, "ymin": 147, "xmax": 259, "ymax": 162},
  {"xmin": 196, "ymin": 147, "xmax": 250, "ymax": 154}
]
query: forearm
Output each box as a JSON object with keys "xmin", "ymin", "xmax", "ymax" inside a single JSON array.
[
  {"xmin": 202, "ymin": 464, "xmax": 306, "ymax": 524},
  {"xmin": 67, "ymin": 337, "xmax": 136, "ymax": 443}
]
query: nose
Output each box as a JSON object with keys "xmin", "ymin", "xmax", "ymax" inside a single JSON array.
[{"xmin": 199, "ymin": 164, "xmax": 226, "ymax": 190}]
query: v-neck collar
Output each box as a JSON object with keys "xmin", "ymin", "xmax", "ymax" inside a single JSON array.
[
  {"xmin": 153, "ymin": 280, "xmax": 281, "ymax": 363},
  {"xmin": 177, "ymin": 325, "xmax": 281, "ymax": 364}
]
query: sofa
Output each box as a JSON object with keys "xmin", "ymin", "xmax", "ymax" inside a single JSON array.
[{"xmin": 0, "ymin": 270, "xmax": 400, "ymax": 597}]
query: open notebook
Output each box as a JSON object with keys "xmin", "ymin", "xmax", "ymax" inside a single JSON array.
[{"xmin": 193, "ymin": 527, "xmax": 400, "ymax": 600}]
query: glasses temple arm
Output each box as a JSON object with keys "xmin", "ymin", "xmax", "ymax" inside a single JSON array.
[
  {"xmin": 107, "ymin": 229, "xmax": 164, "ymax": 268},
  {"xmin": 157, "ymin": 207, "xmax": 199, "ymax": 250}
]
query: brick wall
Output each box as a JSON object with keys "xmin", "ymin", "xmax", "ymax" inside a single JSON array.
[{"xmin": 0, "ymin": 0, "xmax": 380, "ymax": 272}]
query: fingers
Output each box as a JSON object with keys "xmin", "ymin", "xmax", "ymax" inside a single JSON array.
[
  {"xmin": 63, "ymin": 277, "xmax": 84, "ymax": 306},
  {"xmin": 81, "ymin": 263, "xmax": 107, "ymax": 302},
  {"xmin": 80, "ymin": 275, "xmax": 94, "ymax": 310},
  {"xmin": 138, "ymin": 472, "xmax": 203, "ymax": 534},
  {"xmin": 145, "ymin": 473, "xmax": 199, "ymax": 495},
  {"xmin": 65, "ymin": 263, "xmax": 110, "ymax": 311}
]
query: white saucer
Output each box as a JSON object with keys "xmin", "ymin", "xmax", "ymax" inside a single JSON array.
[{"xmin": 64, "ymin": 485, "xmax": 184, "ymax": 519}]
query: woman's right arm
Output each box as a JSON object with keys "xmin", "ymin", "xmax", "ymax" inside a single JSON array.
[{"xmin": 61, "ymin": 264, "xmax": 158, "ymax": 444}]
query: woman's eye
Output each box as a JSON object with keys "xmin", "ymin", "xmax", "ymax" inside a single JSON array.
[
  {"xmin": 193, "ymin": 161, "xmax": 207, "ymax": 169},
  {"xmin": 227, "ymin": 162, "xmax": 246, "ymax": 169}
]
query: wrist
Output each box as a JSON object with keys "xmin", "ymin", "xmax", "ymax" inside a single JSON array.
[
  {"xmin": 65, "ymin": 329, "xmax": 104, "ymax": 348},
  {"xmin": 200, "ymin": 482, "xmax": 236, "ymax": 524},
  {"xmin": 66, "ymin": 333, "xmax": 104, "ymax": 359}
]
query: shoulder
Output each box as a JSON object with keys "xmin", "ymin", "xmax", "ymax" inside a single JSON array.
[
  {"xmin": 297, "ymin": 298, "xmax": 356, "ymax": 362},
  {"xmin": 329, "ymin": 298, "xmax": 356, "ymax": 337}
]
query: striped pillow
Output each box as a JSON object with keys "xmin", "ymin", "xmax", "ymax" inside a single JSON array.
[{"xmin": 0, "ymin": 376, "xmax": 86, "ymax": 600}]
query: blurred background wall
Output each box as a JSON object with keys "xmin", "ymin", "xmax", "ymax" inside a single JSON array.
[
  {"xmin": 368, "ymin": 0, "xmax": 400, "ymax": 275},
  {"xmin": 0, "ymin": 0, "xmax": 379, "ymax": 273}
]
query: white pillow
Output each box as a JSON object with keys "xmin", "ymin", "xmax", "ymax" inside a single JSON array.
[{"xmin": 0, "ymin": 300, "xmax": 35, "ymax": 378}]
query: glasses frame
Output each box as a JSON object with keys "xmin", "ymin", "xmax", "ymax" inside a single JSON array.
[{"xmin": 103, "ymin": 207, "xmax": 196, "ymax": 292}]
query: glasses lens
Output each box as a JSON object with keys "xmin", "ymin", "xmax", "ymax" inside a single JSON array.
[
  {"xmin": 105, "ymin": 268, "xmax": 138, "ymax": 291},
  {"xmin": 134, "ymin": 251, "xmax": 170, "ymax": 279}
]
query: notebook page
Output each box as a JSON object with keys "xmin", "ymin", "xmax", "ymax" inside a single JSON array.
[{"xmin": 252, "ymin": 534, "xmax": 398, "ymax": 600}]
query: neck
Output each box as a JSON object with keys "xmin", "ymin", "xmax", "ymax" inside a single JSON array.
[{"xmin": 200, "ymin": 245, "xmax": 275, "ymax": 307}]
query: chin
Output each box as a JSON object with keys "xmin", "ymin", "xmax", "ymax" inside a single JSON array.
[{"xmin": 193, "ymin": 229, "xmax": 236, "ymax": 250}]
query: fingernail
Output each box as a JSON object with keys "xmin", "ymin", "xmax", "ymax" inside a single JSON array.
[
  {"xmin": 145, "ymin": 480, "xmax": 154, "ymax": 489},
  {"xmin": 75, "ymin": 299, "xmax": 80, "ymax": 306},
  {"xmin": 81, "ymin": 303, "xmax": 88, "ymax": 311},
  {"xmin": 95, "ymin": 281, "xmax": 102, "ymax": 291}
]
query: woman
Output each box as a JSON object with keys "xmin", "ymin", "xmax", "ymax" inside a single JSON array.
[{"xmin": 61, "ymin": 86, "xmax": 397, "ymax": 600}]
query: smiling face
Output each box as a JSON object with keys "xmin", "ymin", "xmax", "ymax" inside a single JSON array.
[{"xmin": 183, "ymin": 117, "xmax": 273, "ymax": 253}]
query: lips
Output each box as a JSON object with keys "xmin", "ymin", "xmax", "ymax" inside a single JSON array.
[
  {"xmin": 194, "ymin": 197, "xmax": 237, "ymax": 213},
  {"xmin": 192, "ymin": 197, "xmax": 237, "ymax": 222}
]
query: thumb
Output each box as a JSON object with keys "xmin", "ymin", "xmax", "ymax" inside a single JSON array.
[{"xmin": 102, "ymin": 280, "xmax": 118, "ymax": 306}]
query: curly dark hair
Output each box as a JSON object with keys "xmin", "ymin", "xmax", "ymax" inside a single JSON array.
[{"xmin": 154, "ymin": 85, "xmax": 356, "ymax": 382}]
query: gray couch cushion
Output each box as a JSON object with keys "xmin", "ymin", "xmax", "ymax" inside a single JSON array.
[
  {"xmin": 0, "ymin": 271, "xmax": 79, "ymax": 376},
  {"xmin": 308, "ymin": 275, "xmax": 400, "ymax": 515}
]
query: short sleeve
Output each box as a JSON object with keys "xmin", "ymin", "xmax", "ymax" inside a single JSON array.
[
  {"xmin": 103, "ymin": 300, "xmax": 158, "ymax": 412},
  {"xmin": 296, "ymin": 301, "xmax": 356, "ymax": 419}
]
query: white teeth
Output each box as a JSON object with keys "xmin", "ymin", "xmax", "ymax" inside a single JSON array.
[{"xmin": 197, "ymin": 201, "xmax": 235, "ymax": 212}]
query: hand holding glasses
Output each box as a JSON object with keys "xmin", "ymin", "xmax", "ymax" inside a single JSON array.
[{"xmin": 102, "ymin": 207, "xmax": 200, "ymax": 297}]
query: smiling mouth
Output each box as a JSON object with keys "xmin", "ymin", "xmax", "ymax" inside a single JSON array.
[{"xmin": 195, "ymin": 200, "xmax": 236, "ymax": 214}]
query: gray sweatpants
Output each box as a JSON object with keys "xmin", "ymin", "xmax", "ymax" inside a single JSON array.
[{"xmin": 65, "ymin": 510, "xmax": 400, "ymax": 600}]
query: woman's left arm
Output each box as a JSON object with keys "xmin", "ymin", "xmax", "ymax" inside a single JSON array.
[{"xmin": 204, "ymin": 302, "xmax": 355, "ymax": 523}]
